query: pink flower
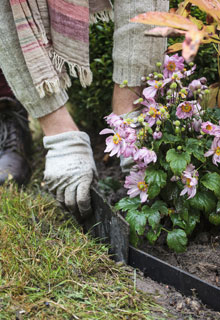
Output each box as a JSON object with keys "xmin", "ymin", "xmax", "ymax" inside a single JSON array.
[
  {"xmin": 100, "ymin": 128, "xmax": 126, "ymax": 157},
  {"xmin": 105, "ymin": 113, "xmax": 123, "ymax": 129},
  {"xmin": 180, "ymin": 164, "xmax": 198, "ymax": 199},
  {"xmin": 189, "ymin": 79, "xmax": 202, "ymax": 92},
  {"xmin": 163, "ymin": 54, "xmax": 184, "ymax": 78},
  {"xmin": 133, "ymin": 147, "xmax": 157, "ymax": 166},
  {"xmin": 141, "ymin": 99, "xmax": 161, "ymax": 127},
  {"xmin": 204, "ymin": 137, "xmax": 220, "ymax": 166},
  {"xmin": 124, "ymin": 170, "xmax": 148, "ymax": 203},
  {"xmin": 201, "ymin": 121, "xmax": 217, "ymax": 135},
  {"xmin": 143, "ymin": 79, "xmax": 170, "ymax": 99},
  {"xmin": 192, "ymin": 119, "xmax": 202, "ymax": 132},
  {"xmin": 176, "ymin": 101, "xmax": 195, "ymax": 119},
  {"xmin": 153, "ymin": 131, "xmax": 162, "ymax": 140}
]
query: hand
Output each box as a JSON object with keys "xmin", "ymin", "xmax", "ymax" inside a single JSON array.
[{"xmin": 43, "ymin": 131, "xmax": 97, "ymax": 221}]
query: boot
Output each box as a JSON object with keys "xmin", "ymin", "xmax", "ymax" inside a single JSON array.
[{"xmin": 0, "ymin": 97, "xmax": 32, "ymax": 185}]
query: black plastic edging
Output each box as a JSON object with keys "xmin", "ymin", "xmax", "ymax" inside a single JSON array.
[
  {"xmin": 90, "ymin": 188, "xmax": 220, "ymax": 311},
  {"xmin": 129, "ymin": 245, "xmax": 220, "ymax": 312}
]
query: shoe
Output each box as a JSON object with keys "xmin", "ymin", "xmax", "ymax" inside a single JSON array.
[{"xmin": 0, "ymin": 97, "xmax": 32, "ymax": 185}]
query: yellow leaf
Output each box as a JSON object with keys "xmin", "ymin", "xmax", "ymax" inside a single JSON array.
[
  {"xmin": 176, "ymin": 0, "xmax": 191, "ymax": 16},
  {"xmin": 189, "ymin": 0, "xmax": 220, "ymax": 22},
  {"xmin": 131, "ymin": 12, "xmax": 198, "ymax": 31},
  {"xmin": 167, "ymin": 43, "xmax": 183, "ymax": 54},
  {"xmin": 208, "ymin": 84, "xmax": 220, "ymax": 108},
  {"xmin": 182, "ymin": 29, "xmax": 207, "ymax": 62}
]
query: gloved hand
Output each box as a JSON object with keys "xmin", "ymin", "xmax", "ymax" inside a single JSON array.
[{"xmin": 43, "ymin": 131, "xmax": 97, "ymax": 221}]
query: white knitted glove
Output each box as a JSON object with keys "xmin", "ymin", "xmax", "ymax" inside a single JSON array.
[{"xmin": 43, "ymin": 131, "xmax": 97, "ymax": 220}]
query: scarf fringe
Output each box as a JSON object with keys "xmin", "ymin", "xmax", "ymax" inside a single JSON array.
[{"xmin": 90, "ymin": 8, "xmax": 114, "ymax": 24}]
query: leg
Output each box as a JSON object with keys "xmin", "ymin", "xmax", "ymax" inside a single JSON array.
[{"xmin": 112, "ymin": 0, "xmax": 169, "ymax": 115}]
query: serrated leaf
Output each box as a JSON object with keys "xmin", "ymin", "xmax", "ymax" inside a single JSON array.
[
  {"xmin": 166, "ymin": 149, "xmax": 191, "ymax": 175},
  {"xmin": 147, "ymin": 184, "xmax": 161, "ymax": 199},
  {"xmin": 185, "ymin": 211, "xmax": 200, "ymax": 235},
  {"xmin": 145, "ymin": 168, "xmax": 167, "ymax": 188},
  {"xmin": 189, "ymin": 191, "xmax": 217, "ymax": 213},
  {"xmin": 163, "ymin": 133, "xmax": 181, "ymax": 144},
  {"xmin": 152, "ymin": 200, "xmax": 168, "ymax": 215},
  {"xmin": 115, "ymin": 197, "xmax": 141, "ymax": 212},
  {"xmin": 148, "ymin": 211, "xmax": 161, "ymax": 230},
  {"xmin": 201, "ymin": 172, "xmax": 220, "ymax": 197},
  {"xmin": 126, "ymin": 210, "xmax": 147, "ymax": 236},
  {"xmin": 167, "ymin": 229, "xmax": 188, "ymax": 253},
  {"xmin": 170, "ymin": 213, "xmax": 186, "ymax": 229},
  {"xmin": 147, "ymin": 226, "xmax": 162, "ymax": 244}
]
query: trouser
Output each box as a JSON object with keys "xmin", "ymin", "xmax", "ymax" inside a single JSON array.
[
  {"xmin": 0, "ymin": 69, "xmax": 14, "ymax": 98},
  {"xmin": 0, "ymin": 0, "xmax": 169, "ymax": 118}
]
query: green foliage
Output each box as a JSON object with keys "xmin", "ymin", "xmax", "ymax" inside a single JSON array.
[
  {"xmin": 145, "ymin": 168, "xmax": 167, "ymax": 199},
  {"xmin": 201, "ymin": 172, "xmax": 220, "ymax": 197},
  {"xmin": 167, "ymin": 229, "xmax": 188, "ymax": 253},
  {"xmin": 69, "ymin": 22, "xmax": 114, "ymax": 130},
  {"xmin": 166, "ymin": 149, "xmax": 191, "ymax": 175}
]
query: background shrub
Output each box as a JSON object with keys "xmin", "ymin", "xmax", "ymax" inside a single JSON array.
[{"xmin": 69, "ymin": 1, "xmax": 218, "ymax": 131}]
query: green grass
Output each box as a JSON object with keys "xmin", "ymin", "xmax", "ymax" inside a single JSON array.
[{"xmin": 0, "ymin": 124, "xmax": 171, "ymax": 319}]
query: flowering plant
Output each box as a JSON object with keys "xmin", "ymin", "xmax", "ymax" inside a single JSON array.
[{"xmin": 100, "ymin": 54, "xmax": 220, "ymax": 253}]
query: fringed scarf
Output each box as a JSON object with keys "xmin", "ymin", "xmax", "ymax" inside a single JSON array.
[{"xmin": 9, "ymin": 0, "xmax": 113, "ymax": 98}]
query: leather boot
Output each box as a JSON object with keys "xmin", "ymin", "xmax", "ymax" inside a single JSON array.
[{"xmin": 0, "ymin": 97, "xmax": 32, "ymax": 185}]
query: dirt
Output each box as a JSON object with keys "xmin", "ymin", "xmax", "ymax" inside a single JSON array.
[{"xmin": 91, "ymin": 133, "xmax": 220, "ymax": 319}]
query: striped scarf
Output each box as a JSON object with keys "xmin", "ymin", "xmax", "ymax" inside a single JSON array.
[{"xmin": 9, "ymin": 0, "xmax": 113, "ymax": 98}]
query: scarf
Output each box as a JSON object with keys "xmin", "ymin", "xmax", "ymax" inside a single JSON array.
[{"xmin": 9, "ymin": 0, "xmax": 113, "ymax": 98}]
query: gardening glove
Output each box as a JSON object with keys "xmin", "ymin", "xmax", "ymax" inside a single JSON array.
[
  {"xmin": 120, "ymin": 110, "xmax": 142, "ymax": 173},
  {"xmin": 43, "ymin": 131, "xmax": 97, "ymax": 220}
]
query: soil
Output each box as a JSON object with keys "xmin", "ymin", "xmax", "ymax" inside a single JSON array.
[{"xmin": 91, "ymin": 133, "xmax": 220, "ymax": 319}]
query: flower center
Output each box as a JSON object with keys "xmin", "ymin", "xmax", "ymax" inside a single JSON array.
[
  {"xmin": 167, "ymin": 61, "xmax": 176, "ymax": 72},
  {"xmin": 206, "ymin": 124, "xmax": 212, "ymax": 131},
  {"xmin": 149, "ymin": 107, "xmax": 158, "ymax": 118},
  {"xmin": 137, "ymin": 181, "xmax": 148, "ymax": 192},
  {"xmin": 215, "ymin": 147, "xmax": 220, "ymax": 156},
  {"xmin": 154, "ymin": 81, "xmax": 162, "ymax": 89},
  {"xmin": 113, "ymin": 133, "xmax": 121, "ymax": 145},
  {"xmin": 186, "ymin": 178, "xmax": 192, "ymax": 188},
  {"xmin": 181, "ymin": 103, "xmax": 192, "ymax": 113}
]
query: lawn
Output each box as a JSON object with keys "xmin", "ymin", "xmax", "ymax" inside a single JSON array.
[{"xmin": 0, "ymin": 124, "xmax": 170, "ymax": 320}]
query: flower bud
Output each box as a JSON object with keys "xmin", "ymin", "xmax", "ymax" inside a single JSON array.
[
  {"xmin": 146, "ymin": 76, "xmax": 150, "ymax": 81},
  {"xmin": 174, "ymin": 120, "xmax": 180, "ymax": 126},
  {"xmin": 204, "ymin": 89, "xmax": 210, "ymax": 95},
  {"xmin": 153, "ymin": 72, "xmax": 158, "ymax": 76},
  {"xmin": 175, "ymin": 127, "xmax": 180, "ymax": 134},
  {"xmin": 148, "ymin": 128, "xmax": 153, "ymax": 134},
  {"xmin": 170, "ymin": 82, "xmax": 177, "ymax": 89},
  {"xmin": 181, "ymin": 127, "xmax": 185, "ymax": 132},
  {"xmin": 122, "ymin": 80, "xmax": 128, "ymax": 85},
  {"xmin": 156, "ymin": 62, "xmax": 162, "ymax": 67},
  {"xmin": 189, "ymin": 62, "xmax": 194, "ymax": 67},
  {"xmin": 138, "ymin": 116, "xmax": 144, "ymax": 123},
  {"xmin": 166, "ymin": 95, "xmax": 172, "ymax": 100},
  {"xmin": 158, "ymin": 73, "xmax": 163, "ymax": 79},
  {"xmin": 160, "ymin": 107, "xmax": 166, "ymax": 113},
  {"xmin": 141, "ymin": 76, "xmax": 146, "ymax": 82},
  {"xmin": 177, "ymin": 146, "xmax": 182, "ymax": 151},
  {"xmin": 156, "ymin": 120, "xmax": 162, "ymax": 126}
]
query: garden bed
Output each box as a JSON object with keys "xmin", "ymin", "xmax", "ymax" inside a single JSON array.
[{"xmin": 91, "ymin": 134, "xmax": 220, "ymax": 317}]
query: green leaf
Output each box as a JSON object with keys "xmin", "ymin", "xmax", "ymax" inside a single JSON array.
[
  {"xmin": 201, "ymin": 172, "xmax": 220, "ymax": 197},
  {"xmin": 145, "ymin": 168, "xmax": 167, "ymax": 200},
  {"xmin": 209, "ymin": 212, "xmax": 220, "ymax": 226},
  {"xmin": 170, "ymin": 213, "xmax": 186, "ymax": 229},
  {"xmin": 115, "ymin": 197, "xmax": 140, "ymax": 212},
  {"xmin": 147, "ymin": 184, "xmax": 161, "ymax": 199},
  {"xmin": 148, "ymin": 211, "xmax": 161, "ymax": 230},
  {"xmin": 151, "ymin": 200, "xmax": 168, "ymax": 215},
  {"xmin": 216, "ymin": 200, "xmax": 220, "ymax": 214},
  {"xmin": 167, "ymin": 229, "xmax": 188, "ymax": 253},
  {"xmin": 163, "ymin": 133, "xmax": 181, "ymax": 144},
  {"xmin": 147, "ymin": 226, "xmax": 162, "ymax": 244},
  {"xmin": 185, "ymin": 138, "xmax": 206, "ymax": 163},
  {"xmin": 166, "ymin": 149, "xmax": 191, "ymax": 175},
  {"xmin": 145, "ymin": 168, "xmax": 167, "ymax": 189},
  {"xmin": 189, "ymin": 191, "xmax": 217, "ymax": 213},
  {"xmin": 126, "ymin": 210, "xmax": 148, "ymax": 246},
  {"xmin": 184, "ymin": 211, "xmax": 200, "ymax": 235}
]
